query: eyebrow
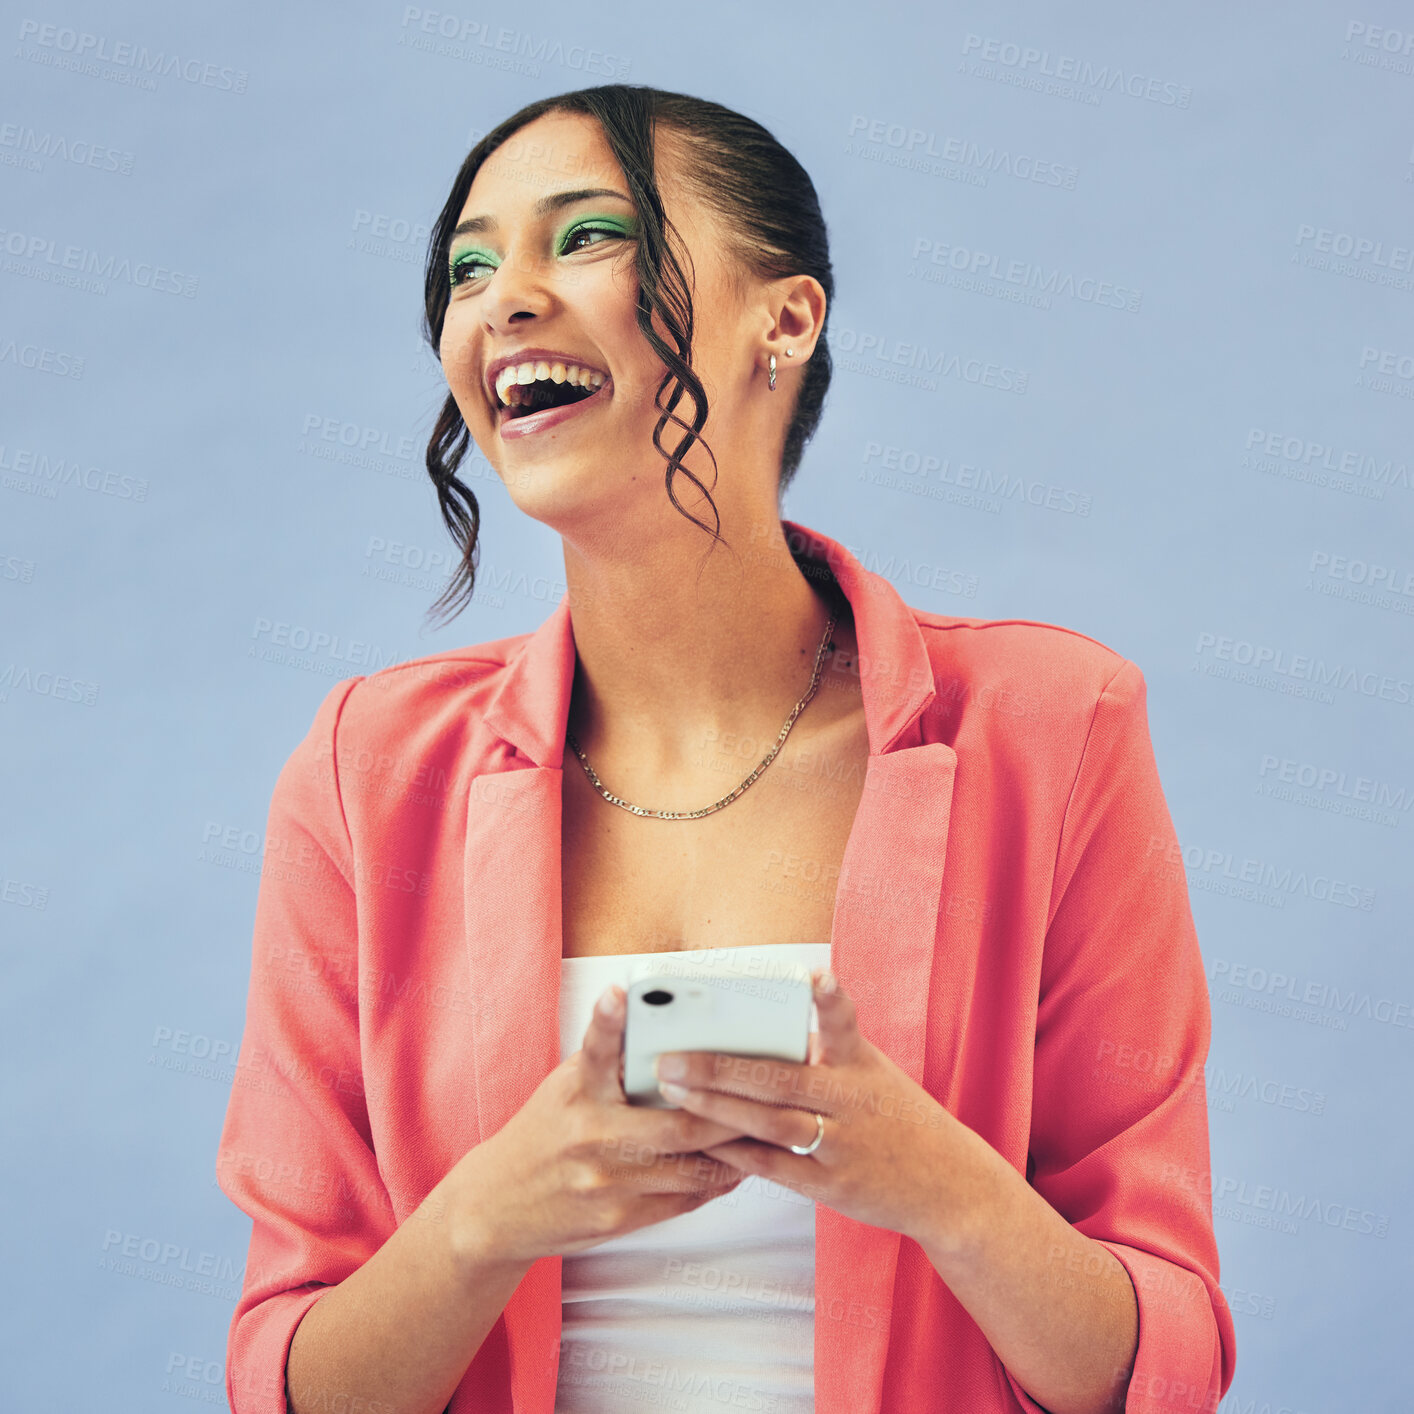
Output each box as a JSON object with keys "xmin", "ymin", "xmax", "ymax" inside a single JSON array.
[{"xmin": 451, "ymin": 187, "xmax": 634, "ymax": 240}]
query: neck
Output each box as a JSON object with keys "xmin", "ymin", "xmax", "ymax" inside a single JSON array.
[{"xmin": 560, "ymin": 509, "xmax": 853, "ymax": 782}]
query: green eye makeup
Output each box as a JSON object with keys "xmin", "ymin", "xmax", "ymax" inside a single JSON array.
[{"xmin": 447, "ymin": 213, "xmax": 639, "ymax": 290}]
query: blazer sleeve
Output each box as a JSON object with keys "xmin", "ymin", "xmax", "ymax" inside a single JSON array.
[
  {"xmin": 1003, "ymin": 657, "xmax": 1238, "ymax": 1414},
  {"xmin": 215, "ymin": 676, "xmax": 393, "ymax": 1414}
]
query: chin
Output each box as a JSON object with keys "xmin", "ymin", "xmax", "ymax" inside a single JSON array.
[{"xmin": 501, "ymin": 457, "xmax": 668, "ymax": 539}]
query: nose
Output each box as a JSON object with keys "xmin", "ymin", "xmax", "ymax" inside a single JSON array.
[{"xmin": 479, "ymin": 245, "xmax": 555, "ymax": 333}]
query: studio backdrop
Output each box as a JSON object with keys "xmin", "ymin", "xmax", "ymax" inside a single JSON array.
[{"xmin": 2, "ymin": 2, "xmax": 1411, "ymax": 1410}]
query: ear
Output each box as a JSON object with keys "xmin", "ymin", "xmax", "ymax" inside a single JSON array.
[{"xmin": 762, "ymin": 273, "xmax": 827, "ymax": 365}]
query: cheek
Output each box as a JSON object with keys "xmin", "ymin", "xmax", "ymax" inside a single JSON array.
[
  {"xmin": 438, "ymin": 327, "xmax": 481, "ymax": 409},
  {"xmin": 438, "ymin": 323, "xmax": 465, "ymax": 375}
]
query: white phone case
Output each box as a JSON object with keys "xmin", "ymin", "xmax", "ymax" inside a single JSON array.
[{"xmin": 621, "ymin": 961, "xmax": 816, "ymax": 1108}]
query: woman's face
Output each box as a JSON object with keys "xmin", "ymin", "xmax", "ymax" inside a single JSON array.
[{"xmin": 438, "ymin": 110, "xmax": 762, "ymax": 530}]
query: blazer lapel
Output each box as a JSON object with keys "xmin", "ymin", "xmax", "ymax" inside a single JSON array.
[
  {"xmin": 463, "ymin": 594, "xmax": 576, "ymax": 1412},
  {"xmin": 816, "ymin": 741, "xmax": 957, "ymax": 1413},
  {"xmin": 460, "ymin": 522, "xmax": 957, "ymax": 1414},
  {"xmin": 786, "ymin": 521, "xmax": 959, "ymax": 1413}
]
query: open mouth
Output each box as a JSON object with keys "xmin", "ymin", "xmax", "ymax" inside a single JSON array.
[
  {"xmin": 495, "ymin": 372, "xmax": 611, "ymax": 436},
  {"xmin": 501, "ymin": 378, "xmax": 599, "ymax": 420}
]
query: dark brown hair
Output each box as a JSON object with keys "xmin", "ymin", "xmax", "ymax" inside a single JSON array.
[{"xmin": 419, "ymin": 83, "xmax": 835, "ymax": 626}]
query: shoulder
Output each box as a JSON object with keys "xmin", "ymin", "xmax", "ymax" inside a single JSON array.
[
  {"xmin": 905, "ymin": 609, "xmax": 1161, "ymax": 851},
  {"xmin": 295, "ymin": 630, "xmax": 532, "ymax": 782},
  {"xmin": 903, "ymin": 606, "xmax": 1150, "ymax": 766},
  {"xmin": 915, "ymin": 607, "xmax": 1137, "ymax": 705}
]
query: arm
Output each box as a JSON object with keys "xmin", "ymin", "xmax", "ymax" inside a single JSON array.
[
  {"xmin": 913, "ymin": 1123, "xmax": 1137, "ymax": 1414},
  {"xmin": 284, "ymin": 1165, "xmax": 533, "ymax": 1414},
  {"xmin": 216, "ymin": 678, "xmax": 529, "ymax": 1414},
  {"xmin": 919, "ymin": 658, "xmax": 1236, "ymax": 1414}
]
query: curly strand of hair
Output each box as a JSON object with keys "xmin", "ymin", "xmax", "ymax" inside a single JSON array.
[
  {"xmin": 424, "ymin": 396, "xmax": 479, "ymax": 630},
  {"xmin": 617, "ymin": 188, "xmax": 734, "ymax": 569},
  {"xmin": 612, "ymin": 105, "xmax": 728, "ymax": 558}
]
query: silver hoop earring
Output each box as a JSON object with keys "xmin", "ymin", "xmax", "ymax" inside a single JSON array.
[{"xmin": 768, "ymin": 353, "xmax": 777, "ymax": 392}]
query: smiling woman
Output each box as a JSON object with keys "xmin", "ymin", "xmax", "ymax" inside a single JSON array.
[
  {"xmin": 418, "ymin": 86, "xmax": 837, "ymax": 631},
  {"xmin": 215, "ymin": 83, "xmax": 1236, "ymax": 1414}
]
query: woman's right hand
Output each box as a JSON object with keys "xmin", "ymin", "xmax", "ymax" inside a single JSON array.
[{"xmin": 443, "ymin": 984, "xmax": 751, "ymax": 1270}]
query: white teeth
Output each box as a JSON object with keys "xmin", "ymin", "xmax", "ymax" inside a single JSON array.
[{"xmin": 493, "ymin": 359, "xmax": 606, "ymax": 406}]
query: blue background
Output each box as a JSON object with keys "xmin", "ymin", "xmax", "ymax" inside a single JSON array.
[{"xmin": 2, "ymin": 2, "xmax": 1411, "ymax": 1409}]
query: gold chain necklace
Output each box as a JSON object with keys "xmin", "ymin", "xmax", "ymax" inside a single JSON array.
[{"xmin": 564, "ymin": 610, "xmax": 838, "ymax": 821}]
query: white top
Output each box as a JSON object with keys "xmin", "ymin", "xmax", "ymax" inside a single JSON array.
[{"xmin": 554, "ymin": 942, "xmax": 833, "ymax": 1414}]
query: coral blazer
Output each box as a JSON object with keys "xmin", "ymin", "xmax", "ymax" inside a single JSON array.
[{"xmin": 217, "ymin": 517, "xmax": 1236, "ymax": 1413}]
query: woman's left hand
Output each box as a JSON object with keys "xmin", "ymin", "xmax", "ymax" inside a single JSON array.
[{"xmin": 653, "ymin": 969, "xmax": 973, "ymax": 1248}]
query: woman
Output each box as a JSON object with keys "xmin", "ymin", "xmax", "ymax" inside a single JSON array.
[{"xmin": 217, "ymin": 85, "xmax": 1236, "ymax": 1414}]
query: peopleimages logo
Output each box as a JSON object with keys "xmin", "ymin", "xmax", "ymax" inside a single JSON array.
[
  {"xmin": 909, "ymin": 236, "xmax": 1142, "ymax": 312},
  {"xmin": 15, "ymin": 20, "xmax": 249, "ymax": 92},
  {"xmin": 1243, "ymin": 426, "xmax": 1411, "ymax": 499},
  {"xmin": 1193, "ymin": 632, "xmax": 1414, "ymax": 707},
  {"xmin": 1294, "ymin": 224, "xmax": 1414, "ymax": 273},
  {"xmin": 1257, "ymin": 754, "xmax": 1411, "ymax": 822},
  {"xmin": 0, "ymin": 228, "xmax": 198, "ymax": 297},
  {"xmin": 1306, "ymin": 550, "xmax": 1414, "ymax": 618},
  {"xmin": 0, "ymin": 338, "xmax": 83, "ymax": 378},
  {"xmin": 0, "ymin": 442, "xmax": 147, "ymax": 500},
  {"xmin": 247, "ymin": 617, "xmax": 402, "ymax": 679},
  {"xmin": 0, "ymin": 122, "xmax": 135, "ymax": 175},
  {"xmin": 1161, "ymin": 1165, "xmax": 1389, "ymax": 1239},
  {"xmin": 0, "ymin": 663, "xmax": 99, "ymax": 705},
  {"xmin": 959, "ymin": 33, "xmax": 1192, "ymax": 108},
  {"xmin": 396, "ymin": 9, "xmax": 630, "ymax": 79},
  {"xmin": 834, "ymin": 326, "xmax": 1028, "ymax": 396},
  {"xmin": 844, "ymin": 114, "xmax": 1078, "ymax": 190},
  {"xmin": 1339, "ymin": 19, "xmax": 1414, "ymax": 76},
  {"xmin": 1146, "ymin": 834, "xmax": 1376, "ymax": 911},
  {"xmin": 1210, "ymin": 958, "xmax": 1414, "ymax": 1033}
]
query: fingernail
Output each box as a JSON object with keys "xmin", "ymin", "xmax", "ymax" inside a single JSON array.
[
  {"xmin": 816, "ymin": 971, "xmax": 837, "ymax": 995},
  {"xmin": 655, "ymin": 1054, "xmax": 686, "ymax": 1081},
  {"xmin": 597, "ymin": 988, "xmax": 620, "ymax": 1018},
  {"xmin": 659, "ymin": 1081, "xmax": 690, "ymax": 1103}
]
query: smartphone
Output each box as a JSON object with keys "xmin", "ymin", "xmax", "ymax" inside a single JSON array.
[{"xmin": 621, "ymin": 961, "xmax": 816, "ymax": 1108}]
